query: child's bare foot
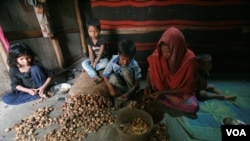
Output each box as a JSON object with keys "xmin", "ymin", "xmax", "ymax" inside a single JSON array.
[
  {"xmin": 39, "ymin": 93, "xmax": 47, "ymax": 98},
  {"xmin": 224, "ymin": 96, "xmax": 237, "ymax": 101},
  {"xmin": 93, "ymin": 76, "xmax": 103, "ymax": 84}
]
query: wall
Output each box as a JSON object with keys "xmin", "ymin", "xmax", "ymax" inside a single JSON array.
[
  {"xmin": 0, "ymin": 0, "xmax": 89, "ymax": 72},
  {"xmin": 1, "ymin": 0, "xmax": 250, "ymax": 75},
  {"xmin": 91, "ymin": 0, "xmax": 250, "ymax": 74},
  {"xmin": 0, "ymin": 45, "xmax": 10, "ymax": 96},
  {"xmin": 0, "ymin": 0, "xmax": 91, "ymax": 94}
]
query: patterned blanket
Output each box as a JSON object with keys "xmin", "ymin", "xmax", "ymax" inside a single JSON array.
[{"xmin": 164, "ymin": 80, "xmax": 250, "ymax": 141}]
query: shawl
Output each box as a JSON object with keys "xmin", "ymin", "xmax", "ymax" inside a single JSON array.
[{"xmin": 147, "ymin": 27, "xmax": 196, "ymax": 100}]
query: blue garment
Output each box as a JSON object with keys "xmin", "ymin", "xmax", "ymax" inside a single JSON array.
[
  {"xmin": 103, "ymin": 55, "xmax": 141, "ymax": 80},
  {"xmin": 108, "ymin": 67, "xmax": 135, "ymax": 91},
  {"xmin": 103, "ymin": 55, "xmax": 141, "ymax": 92},
  {"xmin": 82, "ymin": 57, "xmax": 109, "ymax": 78},
  {"xmin": 2, "ymin": 65, "xmax": 51, "ymax": 105}
]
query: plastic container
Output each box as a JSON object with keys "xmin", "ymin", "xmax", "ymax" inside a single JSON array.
[{"xmin": 115, "ymin": 108, "xmax": 153, "ymax": 141}]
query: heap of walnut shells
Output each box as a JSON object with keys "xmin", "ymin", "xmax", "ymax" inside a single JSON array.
[{"xmin": 9, "ymin": 94, "xmax": 115, "ymax": 141}]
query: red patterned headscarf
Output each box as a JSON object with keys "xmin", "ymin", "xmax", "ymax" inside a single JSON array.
[{"xmin": 147, "ymin": 27, "xmax": 196, "ymax": 99}]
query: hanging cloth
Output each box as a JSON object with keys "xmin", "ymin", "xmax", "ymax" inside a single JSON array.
[{"xmin": 0, "ymin": 26, "xmax": 10, "ymax": 51}]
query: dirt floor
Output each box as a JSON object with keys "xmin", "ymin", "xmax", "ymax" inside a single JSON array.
[{"xmin": 0, "ymin": 60, "xmax": 168, "ymax": 141}]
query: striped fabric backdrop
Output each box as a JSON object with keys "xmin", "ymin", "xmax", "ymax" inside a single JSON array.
[{"xmin": 91, "ymin": 0, "xmax": 250, "ymax": 73}]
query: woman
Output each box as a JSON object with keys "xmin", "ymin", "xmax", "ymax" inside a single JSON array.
[{"xmin": 144, "ymin": 27, "xmax": 199, "ymax": 116}]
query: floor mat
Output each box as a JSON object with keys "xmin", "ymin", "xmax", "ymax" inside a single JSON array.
[{"xmin": 164, "ymin": 80, "xmax": 250, "ymax": 141}]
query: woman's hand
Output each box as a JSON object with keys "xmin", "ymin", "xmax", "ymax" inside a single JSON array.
[
  {"xmin": 149, "ymin": 91, "xmax": 160, "ymax": 100},
  {"xmin": 144, "ymin": 87, "xmax": 151, "ymax": 96}
]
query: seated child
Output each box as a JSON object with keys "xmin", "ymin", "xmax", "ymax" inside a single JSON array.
[
  {"xmin": 2, "ymin": 43, "xmax": 53, "ymax": 105},
  {"xmin": 81, "ymin": 18, "xmax": 109, "ymax": 84},
  {"xmin": 103, "ymin": 40, "xmax": 142, "ymax": 103},
  {"xmin": 195, "ymin": 54, "xmax": 237, "ymax": 101}
]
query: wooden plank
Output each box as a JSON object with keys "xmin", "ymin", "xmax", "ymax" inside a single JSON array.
[
  {"xmin": 5, "ymin": 29, "xmax": 80, "ymax": 41},
  {"xmin": 74, "ymin": 0, "xmax": 87, "ymax": 54},
  {"xmin": 50, "ymin": 38, "xmax": 64, "ymax": 69},
  {"xmin": 33, "ymin": 5, "xmax": 54, "ymax": 37}
]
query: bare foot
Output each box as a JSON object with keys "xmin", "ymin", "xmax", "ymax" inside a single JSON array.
[
  {"xmin": 39, "ymin": 93, "xmax": 47, "ymax": 98},
  {"xmin": 224, "ymin": 96, "xmax": 237, "ymax": 101}
]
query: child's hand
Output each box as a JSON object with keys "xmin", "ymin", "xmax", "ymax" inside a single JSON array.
[
  {"xmin": 37, "ymin": 87, "xmax": 46, "ymax": 95},
  {"xmin": 28, "ymin": 89, "xmax": 38, "ymax": 96},
  {"xmin": 92, "ymin": 62, "xmax": 97, "ymax": 68},
  {"xmin": 118, "ymin": 94, "xmax": 128, "ymax": 102},
  {"xmin": 109, "ymin": 88, "xmax": 116, "ymax": 96}
]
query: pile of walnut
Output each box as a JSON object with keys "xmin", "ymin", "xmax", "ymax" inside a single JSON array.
[
  {"xmin": 11, "ymin": 106, "xmax": 54, "ymax": 140},
  {"xmin": 9, "ymin": 94, "xmax": 115, "ymax": 141},
  {"xmin": 148, "ymin": 123, "xmax": 169, "ymax": 141}
]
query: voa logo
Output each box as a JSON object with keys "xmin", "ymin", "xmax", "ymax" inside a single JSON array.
[{"xmin": 226, "ymin": 129, "xmax": 246, "ymax": 136}]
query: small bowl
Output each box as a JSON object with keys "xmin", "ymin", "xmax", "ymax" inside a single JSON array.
[
  {"xmin": 221, "ymin": 117, "xmax": 246, "ymax": 125},
  {"xmin": 50, "ymin": 83, "xmax": 71, "ymax": 95}
]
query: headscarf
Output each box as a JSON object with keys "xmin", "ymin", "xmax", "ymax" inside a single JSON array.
[{"xmin": 147, "ymin": 27, "xmax": 196, "ymax": 99}]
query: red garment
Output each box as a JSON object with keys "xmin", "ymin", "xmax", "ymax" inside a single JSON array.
[
  {"xmin": 147, "ymin": 27, "xmax": 198, "ymax": 113},
  {"xmin": 0, "ymin": 26, "xmax": 10, "ymax": 51}
]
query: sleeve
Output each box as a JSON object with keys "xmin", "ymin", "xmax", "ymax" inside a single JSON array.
[
  {"xmin": 98, "ymin": 37, "xmax": 106, "ymax": 46},
  {"xmin": 102, "ymin": 59, "xmax": 113, "ymax": 78},
  {"xmin": 133, "ymin": 61, "xmax": 142, "ymax": 80},
  {"xmin": 9, "ymin": 68, "xmax": 19, "ymax": 91}
]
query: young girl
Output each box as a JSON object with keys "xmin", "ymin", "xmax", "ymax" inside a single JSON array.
[
  {"xmin": 81, "ymin": 18, "xmax": 109, "ymax": 84},
  {"xmin": 2, "ymin": 43, "xmax": 53, "ymax": 105}
]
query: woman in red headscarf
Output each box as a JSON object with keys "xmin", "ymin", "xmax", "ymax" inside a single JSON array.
[{"xmin": 144, "ymin": 27, "xmax": 199, "ymax": 114}]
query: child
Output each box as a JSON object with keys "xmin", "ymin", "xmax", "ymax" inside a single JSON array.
[
  {"xmin": 81, "ymin": 18, "xmax": 109, "ymax": 84},
  {"xmin": 195, "ymin": 54, "xmax": 237, "ymax": 101},
  {"xmin": 103, "ymin": 40, "xmax": 141, "ymax": 102},
  {"xmin": 2, "ymin": 43, "xmax": 53, "ymax": 105}
]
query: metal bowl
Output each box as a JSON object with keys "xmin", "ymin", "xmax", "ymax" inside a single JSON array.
[
  {"xmin": 221, "ymin": 117, "xmax": 246, "ymax": 125},
  {"xmin": 50, "ymin": 83, "xmax": 71, "ymax": 95}
]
